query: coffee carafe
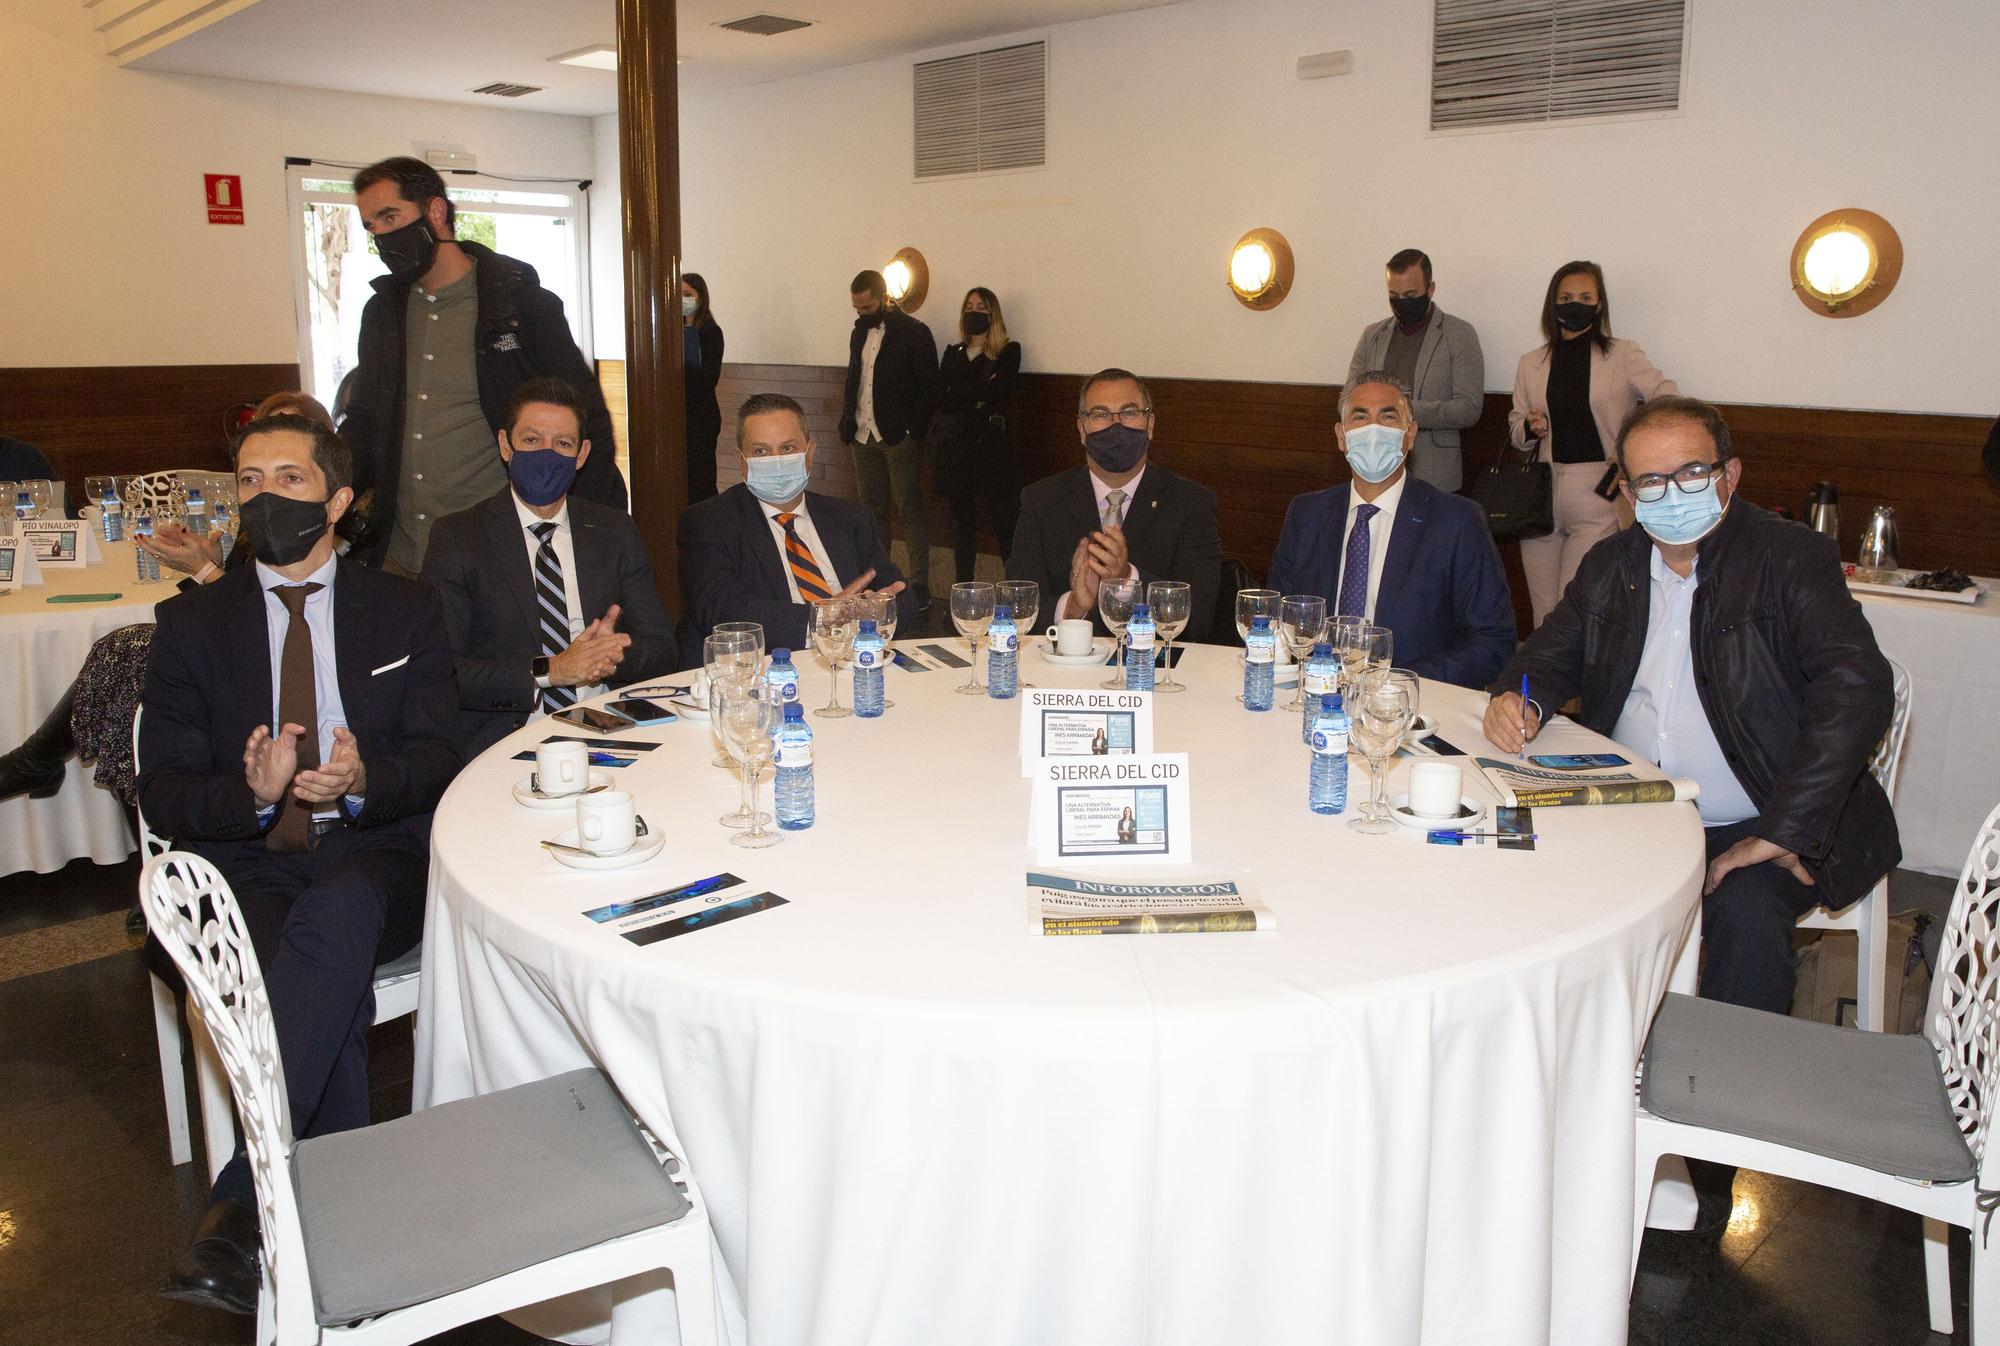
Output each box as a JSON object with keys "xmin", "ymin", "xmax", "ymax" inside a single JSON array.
[
  {"xmin": 1805, "ymin": 481, "xmax": 1840, "ymax": 542},
  {"xmin": 1857, "ymin": 505, "xmax": 1901, "ymax": 572}
]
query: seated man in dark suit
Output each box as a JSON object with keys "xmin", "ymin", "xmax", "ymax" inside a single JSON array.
[
  {"xmin": 1267, "ymin": 371, "xmax": 1516, "ymax": 688},
  {"xmin": 1008, "ymin": 368, "xmax": 1221, "ymax": 640},
  {"xmin": 679, "ymin": 392, "xmax": 911, "ymax": 652},
  {"xmin": 423, "ymin": 378, "xmax": 678, "ymax": 758},
  {"xmin": 138, "ymin": 414, "xmax": 461, "ymax": 1315}
]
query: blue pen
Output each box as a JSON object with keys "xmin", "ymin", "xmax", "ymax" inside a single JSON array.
[{"xmin": 1518, "ymin": 673, "xmax": 1530, "ymax": 760}]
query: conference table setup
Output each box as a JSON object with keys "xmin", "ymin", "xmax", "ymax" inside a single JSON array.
[{"xmin": 415, "ymin": 637, "xmax": 1705, "ymax": 1346}]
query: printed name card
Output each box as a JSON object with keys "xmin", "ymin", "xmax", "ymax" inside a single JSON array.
[
  {"xmin": 19, "ymin": 519, "xmax": 102, "ymax": 568},
  {"xmin": 1018, "ymin": 688, "xmax": 1155, "ymax": 777},
  {"xmin": 1030, "ymin": 752, "xmax": 1192, "ymax": 867},
  {"xmin": 0, "ymin": 537, "xmax": 45, "ymax": 590}
]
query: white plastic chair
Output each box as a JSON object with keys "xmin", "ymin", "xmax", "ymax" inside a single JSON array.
[
  {"xmin": 121, "ymin": 470, "xmax": 233, "ymax": 525},
  {"xmin": 1794, "ymin": 657, "xmax": 1913, "ymax": 1031},
  {"xmin": 140, "ymin": 850, "xmax": 718, "ymax": 1346},
  {"xmin": 137, "ymin": 706, "xmax": 423, "ymax": 1178},
  {"xmin": 1634, "ymin": 800, "xmax": 2000, "ymax": 1339}
]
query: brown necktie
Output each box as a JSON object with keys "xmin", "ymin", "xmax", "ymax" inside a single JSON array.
[{"xmin": 266, "ymin": 582, "xmax": 324, "ymax": 853}]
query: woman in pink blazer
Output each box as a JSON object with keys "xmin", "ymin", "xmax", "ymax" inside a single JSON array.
[{"xmin": 1508, "ymin": 260, "xmax": 1678, "ymax": 626}]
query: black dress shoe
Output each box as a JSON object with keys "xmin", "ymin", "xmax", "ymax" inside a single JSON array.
[{"xmin": 163, "ymin": 1198, "xmax": 260, "ymax": 1315}]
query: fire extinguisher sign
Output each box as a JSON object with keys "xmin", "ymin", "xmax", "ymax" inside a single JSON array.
[{"xmin": 205, "ymin": 174, "xmax": 244, "ymax": 225}]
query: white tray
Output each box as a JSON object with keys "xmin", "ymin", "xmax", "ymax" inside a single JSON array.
[{"xmin": 1845, "ymin": 570, "xmax": 1986, "ymax": 604}]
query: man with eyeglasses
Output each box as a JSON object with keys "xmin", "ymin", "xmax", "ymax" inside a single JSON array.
[
  {"xmin": 1007, "ymin": 368, "xmax": 1220, "ymax": 641},
  {"xmin": 1484, "ymin": 395, "xmax": 1899, "ymax": 1015}
]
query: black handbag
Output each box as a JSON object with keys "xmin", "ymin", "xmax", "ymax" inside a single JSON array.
[{"xmin": 1468, "ymin": 447, "xmax": 1553, "ymax": 540}]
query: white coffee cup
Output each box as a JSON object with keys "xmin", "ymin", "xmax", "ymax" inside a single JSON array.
[
  {"xmin": 535, "ymin": 740, "xmax": 590, "ymax": 797},
  {"xmin": 1047, "ymin": 619, "xmax": 1095, "ymax": 656},
  {"xmin": 577, "ymin": 790, "xmax": 638, "ymax": 855},
  {"xmin": 1408, "ymin": 761, "xmax": 1464, "ymax": 819}
]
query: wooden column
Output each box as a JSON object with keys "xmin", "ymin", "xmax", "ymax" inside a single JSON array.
[{"xmin": 617, "ymin": 0, "xmax": 686, "ymax": 602}]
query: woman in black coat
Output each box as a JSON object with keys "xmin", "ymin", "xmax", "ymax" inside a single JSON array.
[
  {"xmin": 681, "ymin": 272, "xmax": 725, "ymax": 504},
  {"xmin": 930, "ymin": 287, "xmax": 1022, "ymax": 584}
]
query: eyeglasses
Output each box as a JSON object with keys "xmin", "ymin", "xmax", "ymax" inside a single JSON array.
[
  {"xmin": 1080, "ymin": 406, "xmax": 1151, "ymax": 431},
  {"xmin": 1626, "ymin": 458, "xmax": 1727, "ymax": 503}
]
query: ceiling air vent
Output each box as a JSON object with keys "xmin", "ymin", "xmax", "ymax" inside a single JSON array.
[
  {"xmin": 717, "ymin": 14, "xmax": 813, "ymax": 36},
  {"xmin": 470, "ymin": 82, "xmax": 543, "ymax": 98}
]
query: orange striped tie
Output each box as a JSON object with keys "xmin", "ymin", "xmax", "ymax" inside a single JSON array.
[{"xmin": 776, "ymin": 512, "xmax": 833, "ymax": 602}]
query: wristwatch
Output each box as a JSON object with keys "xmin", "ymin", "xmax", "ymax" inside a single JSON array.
[{"xmin": 532, "ymin": 655, "xmax": 552, "ymax": 689}]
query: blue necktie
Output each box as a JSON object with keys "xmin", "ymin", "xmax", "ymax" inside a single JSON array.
[{"xmin": 1335, "ymin": 503, "xmax": 1379, "ymax": 619}]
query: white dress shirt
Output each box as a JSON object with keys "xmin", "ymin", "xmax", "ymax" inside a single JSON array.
[
  {"xmin": 1611, "ymin": 547, "xmax": 1759, "ymax": 826},
  {"xmin": 1339, "ymin": 472, "xmax": 1405, "ymax": 623},
  {"xmin": 1059, "ymin": 467, "xmax": 1147, "ymax": 621},
  {"xmin": 254, "ymin": 554, "xmax": 357, "ymax": 818},
  {"xmin": 854, "ymin": 323, "xmax": 887, "ymax": 443},
  {"xmin": 760, "ymin": 495, "xmax": 841, "ymax": 603},
  {"xmin": 514, "ymin": 493, "xmax": 605, "ymax": 709}
]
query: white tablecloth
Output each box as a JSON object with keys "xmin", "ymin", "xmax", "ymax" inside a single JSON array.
[
  {"xmin": 1854, "ymin": 582, "xmax": 2000, "ymax": 875},
  {"xmin": 0, "ymin": 540, "xmax": 179, "ymax": 876},
  {"xmin": 416, "ymin": 644, "xmax": 1703, "ymax": 1346}
]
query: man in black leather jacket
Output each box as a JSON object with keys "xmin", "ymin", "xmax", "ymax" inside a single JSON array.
[{"xmin": 1484, "ymin": 396, "xmax": 1898, "ymax": 1014}]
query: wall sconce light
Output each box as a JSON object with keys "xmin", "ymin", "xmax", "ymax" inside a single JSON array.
[
  {"xmin": 1791, "ymin": 209, "xmax": 1901, "ymax": 318},
  {"xmin": 1227, "ymin": 228, "xmax": 1294, "ymax": 310},
  {"xmin": 883, "ymin": 247, "xmax": 930, "ymax": 313}
]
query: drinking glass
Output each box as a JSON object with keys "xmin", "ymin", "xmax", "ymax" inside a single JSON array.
[
  {"xmin": 1383, "ymin": 667, "xmax": 1422, "ymax": 743},
  {"xmin": 1339, "ymin": 622, "xmax": 1392, "ymax": 699},
  {"xmin": 22, "ymin": 480, "xmax": 55, "ymax": 519},
  {"xmin": 719, "ymin": 680, "xmax": 783, "ymax": 849},
  {"xmin": 1279, "ymin": 594, "xmax": 1329, "ymax": 710},
  {"xmin": 1097, "ymin": 576, "xmax": 1141, "ymax": 689},
  {"xmin": 711, "ymin": 673, "xmax": 772, "ymax": 827},
  {"xmin": 85, "ymin": 476, "xmax": 116, "ymax": 510},
  {"xmin": 1348, "ymin": 671, "xmax": 1415, "ymax": 835},
  {"xmin": 713, "ymin": 621, "xmax": 765, "ymax": 665},
  {"xmin": 1141, "ymin": 580, "xmax": 1191, "ymax": 693},
  {"xmin": 949, "ymin": 581, "xmax": 996, "ymax": 695},
  {"xmin": 997, "ymin": 579, "xmax": 1040, "ymax": 688},
  {"xmin": 810, "ymin": 598, "xmax": 859, "ymax": 717},
  {"xmin": 860, "ymin": 591, "xmax": 900, "ymax": 709},
  {"xmin": 1234, "ymin": 588, "xmax": 1281, "ymax": 702},
  {"xmin": 704, "ymin": 630, "xmax": 761, "ymax": 772}
]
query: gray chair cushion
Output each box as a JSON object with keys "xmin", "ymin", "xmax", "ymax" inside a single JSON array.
[
  {"xmin": 1640, "ymin": 992, "xmax": 1975, "ymax": 1183},
  {"xmin": 292, "ymin": 1068, "xmax": 693, "ymax": 1326}
]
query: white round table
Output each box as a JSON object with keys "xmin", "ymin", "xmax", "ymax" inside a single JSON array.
[
  {"xmin": 416, "ymin": 643, "xmax": 1702, "ymax": 1346},
  {"xmin": 0, "ymin": 539, "xmax": 181, "ymax": 876}
]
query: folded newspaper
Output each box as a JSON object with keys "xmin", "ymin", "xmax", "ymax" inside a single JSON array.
[
  {"xmin": 1026, "ymin": 871, "xmax": 1274, "ymax": 936},
  {"xmin": 1472, "ymin": 757, "xmax": 1700, "ymax": 808}
]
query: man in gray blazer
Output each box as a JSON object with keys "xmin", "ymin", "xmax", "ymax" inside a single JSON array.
[{"xmin": 1345, "ymin": 248, "xmax": 1485, "ymax": 491}]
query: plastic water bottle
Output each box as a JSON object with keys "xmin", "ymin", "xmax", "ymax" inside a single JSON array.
[
  {"xmin": 210, "ymin": 498, "xmax": 234, "ymax": 560},
  {"xmin": 774, "ymin": 703, "xmax": 815, "ymax": 830},
  {"xmin": 184, "ymin": 488, "xmax": 210, "ymax": 540},
  {"xmin": 1301, "ymin": 640, "xmax": 1338, "ymax": 745},
  {"xmin": 766, "ymin": 648, "xmax": 801, "ymax": 709},
  {"xmin": 1125, "ymin": 603, "xmax": 1156, "ymax": 692},
  {"xmin": 133, "ymin": 514, "xmax": 162, "ymax": 582},
  {"xmin": 1310, "ymin": 693, "xmax": 1350, "ymax": 815},
  {"xmin": 12, "ymin": 491, "xmax": 29, "ymax": 523},
  {"xmin": 1244, "ymin": 615, "xmax": 1275, "ymax": 710},
  {"xmin": 99, "ymin": 487, "xmax": 125, "ymax": 543},
  {"xmin": 852, "ymin": 619, "xmax": 885, "ymax": 717},
  {"xmin": 987, "ymin": 604, "xmax": 1019, "ymax": 699}
]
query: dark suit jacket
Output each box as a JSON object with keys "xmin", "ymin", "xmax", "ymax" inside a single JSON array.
[
  {"xmin": 137, "ymin": 557, "xmax": 461, "ymax": 867},
  {"xmin": 421, "ymin": 487, "xmax": 680, "ymax": 758},
  {"xmin": 677, "ymin": 483, "xmax": 911, "ymax": 652},
  {"xmin": 1266, "ymin": 475, "xmax": 1516, "ymax": 688},
  {"xmin": 839, "ymin": 310, "xmax": 938, "ymax": 446},
  {"xmin": 1007, "ymin": 462, "xmax": 1222, "ymax": 642}
]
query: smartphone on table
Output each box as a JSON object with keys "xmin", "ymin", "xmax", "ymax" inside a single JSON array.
[
  {"xmin": 553, "ymin": 704, "xmax": 637, "ymax": 733},
  {"xmin": 606, "ymin": 697, "xmax": 678, "ymax": 727}
]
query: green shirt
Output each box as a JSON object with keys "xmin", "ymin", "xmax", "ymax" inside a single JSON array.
[{"xmin": 387, "ymin": 267, "xmax": 505, "ymax": 571}]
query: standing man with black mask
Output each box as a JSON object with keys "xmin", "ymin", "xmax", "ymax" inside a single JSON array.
[
  {"xmin": 341, "ymin": 156, "xmax": 625, "ymax": 575},
  {"xmin": 839, "ymin": 269, "xmax": 938, "ymax": 612},
  {"xmin": 1344, "ymin": 248, "xmax": 1485, "ymax": 492}
]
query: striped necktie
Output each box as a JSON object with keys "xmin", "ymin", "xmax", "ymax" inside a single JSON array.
[
  {"xmin": 531, "ymin": 521, "xmax": 577, "ymax": 712},
  {"xmin": 776, "ymin": 512, "xmax": 833, "ymax": 602}
]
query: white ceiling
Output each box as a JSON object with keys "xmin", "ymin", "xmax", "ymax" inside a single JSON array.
[{"xmin": 130, "ymin": 0, "xmax": 1183, "ymax": 115}]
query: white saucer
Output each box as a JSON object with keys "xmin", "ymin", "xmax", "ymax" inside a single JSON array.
[
  {"xmin": 513, "ymin": 769, "xmax": 614, "ymax": 810},
  {"xmin": 1387, "ymin": 794, "xmax": 1488, "ymax": 832},
  {"xmin": 1038, "ymin": 641, "xmax": 1112, "ymax": 667},
  {"xmin": 546, "ymin": 821, "xmax": 666, "ymax": 871}
]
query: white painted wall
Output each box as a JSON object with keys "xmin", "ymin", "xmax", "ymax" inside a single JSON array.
[
  {"xmin": 648, "ymin": 0, "xmax": 2000, "ymax": 416},
  {"xmin": 590, "ymin": 113, "xmax": 628, "ymax": 361},
  {"xmin": 0, "ymin": 0, "xmax": 594, "ymax": 368}
]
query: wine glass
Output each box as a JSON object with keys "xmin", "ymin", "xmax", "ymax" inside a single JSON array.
[
  {"xmin": 1143, "ymin": 580, "xmax": 1191, "ymax": 693},
  {"xmin": 860, "ymin": 591, "xmax": 900, "ymax": 709},
  {"xmin": 85, "ymin": 476, "xmax": 116, "ymax": 511},
  {"xmin": 1348, "ymin": 670, "xmax": 1415, "ymax": 835},
  {"xmin": 1383, "ymin": 667, "xmax": 1422, "ymax": 745},
  {"xmin": 719, "ymin": 680, "xmax": 783, "ymax": 849},
  {"xmin": 705, "ymin": 630, "xmax": 761, "ymax": 770},
  {"xmin": 1339, "ymin": 622, "xmax": 1392, "ymax": 700},
  {"xmin": 950, "ymin": 581, "xmax": 995, "ymax": 695},
  {"xmin": 713, "ymin": 621, "xmax": 765, "ymax": 665},
  {"xmin": 1097, "ymin": 576, "xmax": 1141, "ymax": 689},
  {"xmin": 997, "ymin": 579, "xmax": 1040, "ymax": 688},
  {"xmin": 1234, "ymin": 588, "xmax": 1281, "ymax": 702},
  {"xmin": 1279, "ymin": 594, "xmax": 1328, "ymax": 711},
  {"xmin": 22, "ymin": 480, "xmax": 55, "ymax": 520},
  {"xmin": 810, "ymin": 598, "xmax": 859, "ymax": 717},
  {"xmin": 710, "ymin": 673, "xmax": 772, "ymax": 827}
]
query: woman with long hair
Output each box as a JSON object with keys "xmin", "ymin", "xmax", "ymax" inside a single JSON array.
[
  {"xmin": 681, "ymin": 272, "xmax": 726, "ymax": 503},
  {"xmin": 930, "ymin": 287, "xmax": 1022, "ymax": 584},
  {"xmin": 1508, "ymin": 260, "xmax": 1677, "ymax": 625}
]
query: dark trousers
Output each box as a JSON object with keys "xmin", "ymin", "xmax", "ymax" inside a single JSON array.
[
  {"xmin": 948, "ymin": 488, "xmax": 1019, "ymax": 584},
  {"xmin": 207, "ymin": 825, "xmax": 426, "ymax": 1208},
  {"xmin": 1699, "ymin": 819, "xmax": 1818, "ymax": 1016}
]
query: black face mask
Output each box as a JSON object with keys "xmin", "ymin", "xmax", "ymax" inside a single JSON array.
[
  {"xmin": 1554, "ymin": 301, "xmax": 1599, "ymax": 333},
  {"xmin": 854, "ymin": 308, "xmax": 885, "ymax": 330},
  {"xmin": 963, "ymin": 311, "xmax": 992, "ymax": 335},
  {"xmin": 239, "ymin": 491, "xmax": 334, "ymax": 567},
  {"xmin": 374, "ymin": 216, "xmax": 439, "ymax": 283},
  {"xmin": 1390, "ymin": 294, "xmax": 1431, "ymax": 327},
  {"xmin": 1084, "ymin": 423, "xmax": 1150, "ymax": 475}
]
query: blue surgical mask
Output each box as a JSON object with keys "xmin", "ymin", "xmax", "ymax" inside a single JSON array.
[
  {"xmin": 745, "ymin": 452, "xmax": 809, "ymax": 505},
  {"xmin": 682, "ymin": 295, "xmax": 699, "ymax": 317},
  {"xmin": 1633, "ymin": 475, "xmax": 1728, "ymax": 545},
  {"xmin": 506, "ymin": 443, "xmax": 579, "ymax": 507},
  {"xmin": 1342, "ymin": 423, "xmax": 1407, "ymax": 484}
]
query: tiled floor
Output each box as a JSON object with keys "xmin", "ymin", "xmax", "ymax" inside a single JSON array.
[{"xmin": 0, "ymin": 855, "xmax": 1970, "ymax": 1345}]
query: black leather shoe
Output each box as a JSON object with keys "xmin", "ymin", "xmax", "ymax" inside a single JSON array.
[
  {"xmin": 0, "ymin": 682, "xmax": 75, "ymax": 800},
  {"xmin": 162, "ymin": 1198, "xmax": 260, "ymax": 1315}
]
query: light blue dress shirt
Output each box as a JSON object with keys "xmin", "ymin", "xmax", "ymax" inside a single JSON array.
[{"xmin": 254, "ymin": 554, "xmax": 360, "ymax": 819}]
